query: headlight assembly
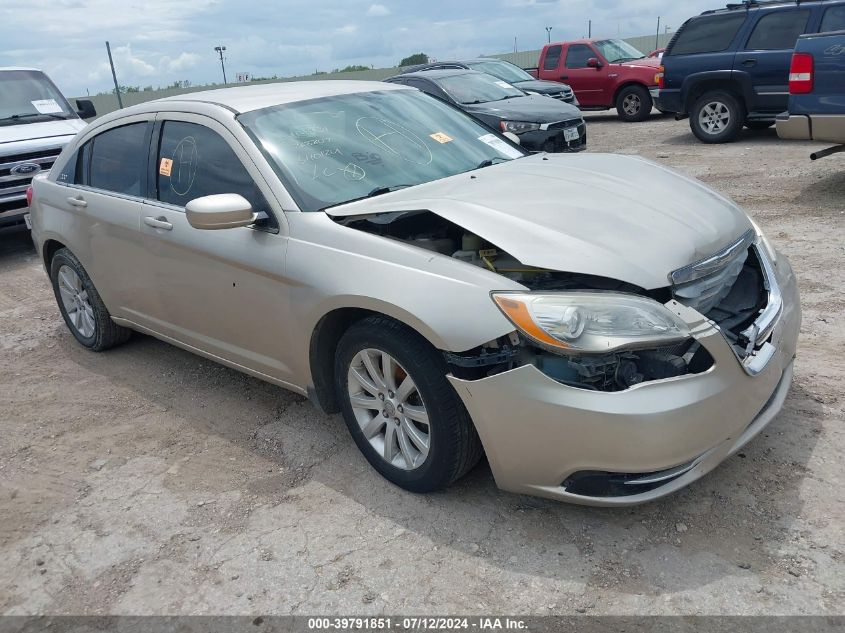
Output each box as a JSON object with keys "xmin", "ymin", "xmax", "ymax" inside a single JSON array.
[
  {"xmin": 500, "ymin": 121, "xmax": 541, "ymax": 134},
  {"xmin": 492, "ymin": 292, "xmax": 691, "ymax": 354}
]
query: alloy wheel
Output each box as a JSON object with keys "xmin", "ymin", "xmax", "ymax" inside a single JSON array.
[
  {"xmin": 57, "ymin": 265, "xmax": 96, "ymax": 338},
  {"xmin": 699, "ymin": 101, "xmax": 731, "ymax": 135},
  {"xmin": 623, "ymin": 94, "xmax": 642, "ymax": 116},
  {"xmin": 347, "ymin": 348, "xmax": 431, "ymax": 471}
]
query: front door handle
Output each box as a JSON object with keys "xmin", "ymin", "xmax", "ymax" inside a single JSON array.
[
  {"xmin": 144, "ymin": 216, "xmax": 173, "ymax": 231},
  {"xmin": 742, "ymin": 58, "xmax": 757, "ymax": 67},
  {"xmin": 66, "ymin": 196, "xmax": 87, "ymax": 208}
]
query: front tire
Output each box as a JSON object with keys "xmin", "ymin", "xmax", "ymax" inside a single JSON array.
[
  {"xmin": 334, "ymin": 316, "xmax": 483, "ymax": 493},
  {"xmin": 690, "ymin": 91, "xmax": 745, "ymax": 143},
  {"xmin": 616, "ymin": 85, "xmax": 652, "ymax": 122},
  {"xmin": 50, "ymin": 248, "xmax": 131, "ymax": 351}
]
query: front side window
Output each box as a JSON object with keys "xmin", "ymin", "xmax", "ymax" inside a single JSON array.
[
  {"xmin": 543, "ymin": 45, "xmax": 562, "ymax": 71},
  {"xmin": 239, "ymin": 89, "xmax": 527, "ymax": 212},
  {"xmin": 566, "ymin": 45, "xmax": 597, "ymax": 69},
  {"xmin": 821, "ymin": 6, "xmax": 845, "ymax": 32},
  {"xmin": 88, "ymin": 123, "xmax": 148, "ymax": 196},
  {"xmin": 0, "ymin": 70, "xmax": 76, "ymax": 124},
  {"xmin": 746, "ymin": 10, "xmax": 811, "ymax": 50},
  {"xmin": 156, "ymin": 121, "xmax": 271, "ymax": 221},
  {"xmin": 670, "ymin": 13, "xmax": 746, "ymax": 55}
]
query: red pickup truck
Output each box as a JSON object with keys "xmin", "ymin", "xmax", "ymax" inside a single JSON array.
[{"xmin": 530, "ymin": 39, "xmax": 662, "ymax": 122}]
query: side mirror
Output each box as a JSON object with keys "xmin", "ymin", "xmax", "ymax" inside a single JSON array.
[
  {"xmin": 186, "ymin": 194, "xmax": 256, "ymax": 230},
  {"xmin": 502, "ymin": 132, "xmax": 521, "ymax": 145},
  {"xmin": 587, "ymin": 58, "xmax": 602, "ymax": 69},
  {"xmin": 75, "ymin": 99, "xmax": 97, "ymax": 119}
]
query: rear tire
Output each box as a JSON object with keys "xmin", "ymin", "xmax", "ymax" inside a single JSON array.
[
  {"xmin": 616, "ymin": 85, "xmax": 652, "ymax": 122},
  {"xmin": 690, "ymin": 91, "xmax": 745, "ymax": 143},
  {"xmin": 49, "ymin": 248, "xmax": 131, "ymax": 351},
  {"xmin": 334, "ymin": 316, "xmax": 483, "ymax": 493}
]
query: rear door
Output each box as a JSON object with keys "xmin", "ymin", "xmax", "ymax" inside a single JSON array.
[
  {"xmin": 737, "ymin": 7, "xmax": 814, "ymax": 114},
  {"xmin": 537, "ymin": 44, "xmax": 564, "ymax": 83},
  {"xmin": 139, "ymin": 113, "xmax": 296, "ymax": 384},
  {"xmin": 53, "ymin": 117, "xmax": 153, "ymax": 321},
  {"xmin": 561, "ymin": 44, "xmax": 609, "ymax": 106}
]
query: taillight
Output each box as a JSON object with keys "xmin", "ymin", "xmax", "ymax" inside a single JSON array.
[
  {"xmin": 26, "ymin": 186, "xmax": 33, "ymax": 207},
  {"xmin": 789, "ymin": 53, "xmax": 814, "ymax": 94},
  {"xmin": 656, "ymin": 65, "xmax": 665, "ymax": 90}
]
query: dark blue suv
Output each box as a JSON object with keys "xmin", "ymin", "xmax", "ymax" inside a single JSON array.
[{"xmin": 656, "ymin": 0, "xmax": 845, "ymax": 143}]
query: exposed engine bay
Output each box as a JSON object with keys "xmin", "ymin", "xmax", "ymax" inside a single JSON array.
[{"xmin": 338, "ymin": 210, "xmax": 767, "ymax": 392}]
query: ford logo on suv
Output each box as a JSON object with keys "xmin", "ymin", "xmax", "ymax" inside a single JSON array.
[{"xmin": 10, "ymin": 162, "xmax": 42, "ymax": 176}]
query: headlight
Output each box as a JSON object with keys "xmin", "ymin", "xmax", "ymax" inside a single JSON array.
[
  {"xmin": 492, "ymin": 292, "xmax": 691, "ymax": 354},
  {"xmin": 500, "ymin": 121, "xmax": 541, "ymax": 134}
]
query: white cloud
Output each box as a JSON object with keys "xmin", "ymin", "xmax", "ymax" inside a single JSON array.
[
  {"xmin": 162, "ymin": 52, "xmax": 202, "ymax": 73},
  {"xmin": 367, "ymin": 3, "xmax": 390, "ymax": 17}
]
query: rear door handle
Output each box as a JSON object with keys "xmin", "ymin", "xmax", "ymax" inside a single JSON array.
[
  {"xmin": 144, "ymin": 216, "xmax": 173, "ymax": 231},
  {"xmin": 66, "ymin": 196, "xmax": 87, "ymax": 208},
  {"xmin": 742, "ymin": 58, "xmax": 757, "ymax": 67}
]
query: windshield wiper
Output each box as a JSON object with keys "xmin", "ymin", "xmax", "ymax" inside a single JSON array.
[
  {"xmin": 475, "ymin": 157, "xmax": 511, "ymax": 170},
  {"xmin": 320, "ymin": 185, "xmax": 413, "ymax": 212},
  {"xmin": 0, "ymin": 112, "xmax": 69, "ymax": 122}
]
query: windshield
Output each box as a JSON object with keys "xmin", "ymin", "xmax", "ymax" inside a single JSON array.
[
  {"xmin": 433, "ymin": 73, "xmax": 525, "ymax": 105},
  {"xmin": 468, "ymin": 60, "xmax": 533, "ymax": 84},
  {"xmin": 0, "ymin": 70, "xmax": 76, "ymax": 125},
  {"xmin": 239, "ymin": 89, "xmax": 527, "ymax": 212},
  {"xmin": 594, "ymin": 39, "xmax": 646, "ymax": 63}
]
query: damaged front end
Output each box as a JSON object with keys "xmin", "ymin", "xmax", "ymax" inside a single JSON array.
[{"xmin": 333, "ymin": 209, "xmax": 777, "ymax": 393}]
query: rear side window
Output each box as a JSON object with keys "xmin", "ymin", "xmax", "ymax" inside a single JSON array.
[
  {"xmin": 746, "ymin": 10, "xmax": 811, "ymax": 50},
  {"xmin": 670, "ymin": 13, "xmax": 746, "ymax": 55},
  {"xmin": 543, "ymin": 45, "xmax": 562, "ymax": 70},
  {"xmin": 156, "ymin": 120, "xmax": 271, "ymax": 219},
  {"xmin": 88, "ymin": 123, "xmax": 148, "ymax": 196},
  {"xmin": 566, "ymin": 45, "xmax": 595, "ymax": 69},
  {"xmin": 821, "ymin": 6, "xmax": 845, "ymax": 31}
]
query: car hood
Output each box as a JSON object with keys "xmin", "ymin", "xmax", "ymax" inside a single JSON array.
[
  {"xmin": 463, "ymin": 94, "xmax": 582, "ymax": 123},
  {"xmin": 613, "ymin": 57, "xmax": 662, "ymax": 71},
  {"xmin": 512, "ymin": 79, "xmax": 572, "ymax": 95},
  {"xmin": 326, "ymin": 153, "xmax": 753, "ymax": 290},
  {"xmin": 0, "ymin": 118, "xmax": 86, "ymax": 145}
]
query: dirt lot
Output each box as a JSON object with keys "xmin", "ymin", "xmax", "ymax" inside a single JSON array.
[{"xmin": 1, "ymin": 112, "xmax": 843, "ymax": 616}]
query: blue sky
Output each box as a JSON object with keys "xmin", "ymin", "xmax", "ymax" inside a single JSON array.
[{"xmin": 1, "ymin": 0, "xmax": 718, "ymax": 97}]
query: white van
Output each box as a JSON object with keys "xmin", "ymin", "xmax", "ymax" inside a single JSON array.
[{"xmin": 1, "ymin": 67, "xmax": 96, "ymax": 230}]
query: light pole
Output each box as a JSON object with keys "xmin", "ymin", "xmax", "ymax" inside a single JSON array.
[
  {"xmin": 545, "ymin": 26, "xmax": 553, "ymax": 43},
  {"xmin": 214, "ymin": 45, "xmax": 227, "ymax": 84}
]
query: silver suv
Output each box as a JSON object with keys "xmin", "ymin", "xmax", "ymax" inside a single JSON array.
[{"xmin": 0, "ymin": 67, "xmax": 96, "ymax": 230}]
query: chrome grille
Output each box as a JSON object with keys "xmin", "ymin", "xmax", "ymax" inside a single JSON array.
[
  {"xmin": 0, "ymin": 146, "xmax": 63, "ymax": 211},
  {"xmin": 671, "ymin": 230, "xmax": 756, "ymax": 314}
]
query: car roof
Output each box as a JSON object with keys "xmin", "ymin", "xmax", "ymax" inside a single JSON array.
[
  {"xmin": 704, "ymin": 0, "xmax": 834, "ymax": 15},
  {"xmin": 0, "ymin": 67, "xmax": 41, "ymax": 72},
  {"xmin": 154, "ymin": 80, "xmax": 411, "ymax": 114},
  {"xmin": 395, "ymin": 68, "xmax": 481, "ymax": 80}
]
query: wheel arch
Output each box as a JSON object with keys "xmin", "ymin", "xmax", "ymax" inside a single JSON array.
[
  {"xmin": 307, "ymin": 303, "xmax": 453, "ymax": 415},
  {"xmin": 612, "ymin": 81, "xmax": 651, "ymax": 106},
  {"xmin": 682, "ymin": 71, "xmax": 752, "ymax": 113},
  {"xmin": 42, "ymin": 239, "xmax": 67, "ymax": 271}
]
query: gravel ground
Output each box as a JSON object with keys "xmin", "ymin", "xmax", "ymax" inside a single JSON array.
[{"xmin": 0, "ymin": 112, "xmax": 843, "ymax": 616}]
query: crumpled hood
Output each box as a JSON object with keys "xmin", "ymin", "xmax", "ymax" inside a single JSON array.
[
  {"xmin": 327, "ymin": 153, "xmax": 753, "ymax": 290},
  {"xmin": 464, "ymin": 94, "xmax": 582, "ymax": 123},
  {"xmin": 0, "ymin": 118, "xmax": 86, "ymax": 146}
]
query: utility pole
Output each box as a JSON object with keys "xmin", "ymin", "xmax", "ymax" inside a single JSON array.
[
  {"xmin": 214, "ymin": 45, "xmax": 227, "ymax": 84},
  {"xmin": 105, "ymin": 41, "xmax": 123, "ymax": 109},
  {"xmin": 588, "ymin": 20, "xmax": 592, "ymax": 38},
  {"xmin": 656, "ymin": 17, "xmax": 662, "ymax": 51},
  {"xmin": 545, "ymin": 26, "xmax": 553, "ymax": 44}
]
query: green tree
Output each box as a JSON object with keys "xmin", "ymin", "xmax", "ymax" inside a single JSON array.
[
  {"xmin": 399, "ymin": 53, "xmax": 429, "ymax": 67},
  {"xmin": 339, "ymin": 65, "xmax": 371, "ymax": 73}
]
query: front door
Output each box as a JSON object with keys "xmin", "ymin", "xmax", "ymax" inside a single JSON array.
[
  {"xmin": 139, "ymin": 113, "xmax": 295, "ymax": 384},
  {"xmin": 562, "ymin": 44, "xmax": 609, "ymax": 107}
]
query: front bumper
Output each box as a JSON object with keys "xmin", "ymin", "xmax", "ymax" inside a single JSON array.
[
  {"xmin": 449, "ymin": 248, "xmax": 801, "ymax": 506},
  {"xmin": 777, "ymin": 113, "xmax": 845, "ymax": 144}
]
